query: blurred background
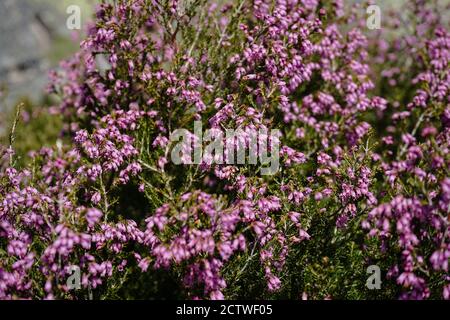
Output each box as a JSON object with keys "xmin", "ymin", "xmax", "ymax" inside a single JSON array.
[
  {"xmin": 0, "ymin": 0, "xmax": 93, "ymax": 163},
  {"xmin": 0, "ymin": 0, "xmax": 92, "ymax": 130}
]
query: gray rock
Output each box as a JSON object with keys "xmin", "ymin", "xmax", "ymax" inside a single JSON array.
[{"xmin": 0, "ymin": 0, "xmax": 65, "ymax": 110}]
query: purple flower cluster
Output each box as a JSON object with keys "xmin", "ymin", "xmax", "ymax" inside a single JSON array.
[{"xmin": 1, "ymin": 0, "xmax": 449, "ymax": 300}]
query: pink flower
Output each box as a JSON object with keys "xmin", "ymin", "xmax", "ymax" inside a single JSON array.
[{"xmin": 86, "ymin": 208, "xmax": 103, "ymax": 227}]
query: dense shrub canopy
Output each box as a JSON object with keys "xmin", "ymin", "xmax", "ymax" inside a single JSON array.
[{"xmin": 0, "ymin": 0, "xmax": 449, "ymax": 300}]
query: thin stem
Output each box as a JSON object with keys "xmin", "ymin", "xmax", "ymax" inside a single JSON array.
[{"xmin": 8, "ymin": 103, "xmax": 23, "ymax": 166}]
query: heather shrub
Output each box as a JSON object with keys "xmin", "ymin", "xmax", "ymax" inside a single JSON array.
[{"xmin": 0, "ymin": 0, "xmax": 448, "ymax": 300}]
